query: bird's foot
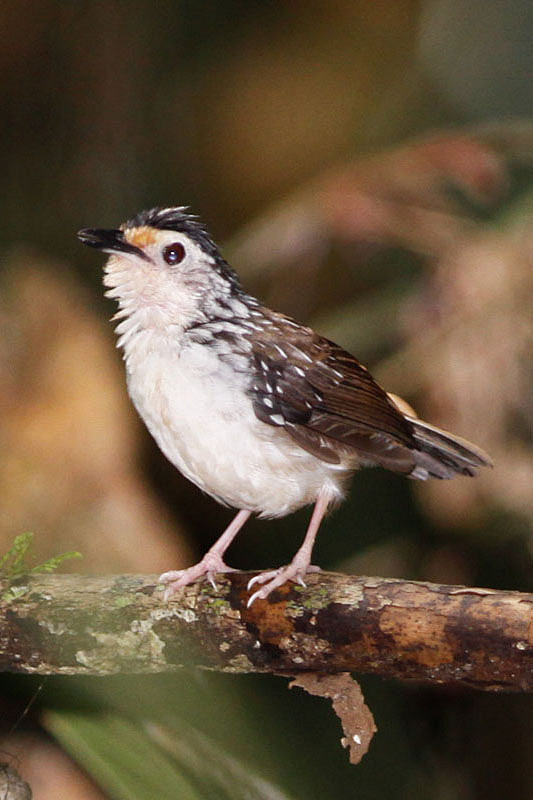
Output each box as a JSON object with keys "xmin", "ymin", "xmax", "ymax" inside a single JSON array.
[
  {"xmin": 246, "ymin": 563, "xmax": 321, "ymax": 607},
  {"xmin": 159, "ymin": 555, "xmax": 238, "ymax": 599}
]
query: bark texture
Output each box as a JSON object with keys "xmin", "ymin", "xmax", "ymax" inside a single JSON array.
[{"xmin": 0, "ymin": 572, "xmax": 531, "ymax": 690}]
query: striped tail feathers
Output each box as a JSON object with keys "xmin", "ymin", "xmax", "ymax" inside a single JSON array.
[{"xmin": 407, "ymin": 417, "xmax": 493, "ymax": 481}]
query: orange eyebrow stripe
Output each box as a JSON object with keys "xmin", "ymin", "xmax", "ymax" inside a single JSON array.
[{"xmin": 124, "ymin": 226, "xmax": 158, "ymax": 248}]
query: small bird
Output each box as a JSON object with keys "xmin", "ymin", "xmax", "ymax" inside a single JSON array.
[{"xmin": 78, "ymin": 207, "xmax": 492, "ymax": 605}]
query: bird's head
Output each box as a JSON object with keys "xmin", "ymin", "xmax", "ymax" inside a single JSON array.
[{"xmin": 78, "ymin": 207, "xmax": 241, "ymax": 335}]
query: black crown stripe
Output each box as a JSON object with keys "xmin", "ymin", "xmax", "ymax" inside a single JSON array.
[{"xmin": 126, "ymin": 206, "xmax": 241, "ymax": 289}]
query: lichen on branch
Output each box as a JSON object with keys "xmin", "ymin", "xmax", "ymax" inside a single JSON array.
[{"xmin": 0, "ymin": 571, "xmax": 531, "ymax": 691}]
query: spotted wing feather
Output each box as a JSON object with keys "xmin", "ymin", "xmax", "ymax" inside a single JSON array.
[
  {"xmin": 248, "ymin": 317, "xmax": 490, "ymax": 479},
  {"xmin": 249, "ymin": 322, "xmax": 419, "ymax": 473}
]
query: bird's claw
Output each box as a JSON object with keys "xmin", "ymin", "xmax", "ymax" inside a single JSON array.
[
  {"xmin": 159, "ymin": 558, "xmax": 237, "ymax": 599},
  {"xmin": 207, "ymin": 572, "xmax": 219, "ymax": 591},
  {"xmin": 246, "ymin": 564, "xmax": 320, "ymax": 607},
  {"xmin": 247, "ymin": 570, "xmax": 280, "ymax": 590}
]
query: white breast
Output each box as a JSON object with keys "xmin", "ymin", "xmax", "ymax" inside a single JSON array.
[{"xmin": 124, "ymin": 333, "xmax": 347, "ymax": 516}]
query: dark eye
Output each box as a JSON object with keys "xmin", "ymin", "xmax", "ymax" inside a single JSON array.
[{"xmin": 162, "ymin": 242, "xmax": 186, "ymax": 265}]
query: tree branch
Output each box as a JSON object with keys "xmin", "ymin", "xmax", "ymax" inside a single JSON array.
[{"xmin": 0, "ymin": 572, "xmax": 531, "ymax": 690}]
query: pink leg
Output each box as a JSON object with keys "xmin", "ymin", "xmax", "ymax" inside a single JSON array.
[
  {"xmin": 246, "ymin": 488, "xmax": 331, "ymax": 607},
  {"xmin": 159, "ymin": 509, "xmax": 251, "ymax": 599}
]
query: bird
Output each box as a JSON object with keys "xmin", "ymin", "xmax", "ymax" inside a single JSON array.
[{"xmin": 78, "ymin": 206, "xmax": 492, "ymax": 606}]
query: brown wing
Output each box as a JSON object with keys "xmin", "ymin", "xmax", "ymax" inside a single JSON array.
[{"xmin": 248, "ymin": 319, "xmax": 418, "ymax": 473}]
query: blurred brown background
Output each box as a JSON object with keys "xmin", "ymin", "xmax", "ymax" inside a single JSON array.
[{"xmin": 1, "ymin": 2, "xmax": 532, "ymax": 799}]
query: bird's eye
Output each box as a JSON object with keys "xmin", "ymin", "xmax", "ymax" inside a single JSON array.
[{"xmin": 162, "ymin": 242, "xmax": 186, "ymax": 265}]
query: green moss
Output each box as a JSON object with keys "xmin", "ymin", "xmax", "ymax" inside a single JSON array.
[
  {"xmin": 2, "ymin": 584, "xmax": 29, "ymax": 603},
  {"xmin": 114, "ymin": 595, "xmax": 135, "ymax": 608},
  {"xmin": 286, "ymin": 585, "xmax": 330, "ymax": 614},
  {"xmin": 205, "ymin": 597, "xmax": 228, "ymax": 613}
]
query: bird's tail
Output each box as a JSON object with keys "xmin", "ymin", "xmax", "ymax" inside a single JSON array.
[{"xmin": 408, "ymin": 417, "xmax": 493, "ymax": 480}]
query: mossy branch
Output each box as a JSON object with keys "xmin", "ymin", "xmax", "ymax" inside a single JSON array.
[{"xmin": 0, "ymin": 571, "xmax": 531, "ymax": 690}]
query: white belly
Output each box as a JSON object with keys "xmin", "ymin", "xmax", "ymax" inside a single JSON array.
[{"xmin": 126, "ymin": 339, "xmax": 347, "ymax": 516}]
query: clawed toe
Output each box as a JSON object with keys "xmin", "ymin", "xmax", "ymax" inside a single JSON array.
[
  {"xmin": 159, "ymin": 570, "xmax": 184, "ymax": 584},
  {"xmin": 206, "ymin": 568, "xmax": 237, "ymax": 590},
  {"xmin": 246, "ymin": 564, "xmax": 320, "ymax": 607},
  {"xmin": 247, "ymin": 575, "xmax": 289, "ymax": 607},
  {"xmin": 163, "ymin": 582, "xmax": 184, "ymax": 601},
  {"xmin": 247, "ymin": 570, "xmax": 280, "ymax": 590},
  {"xmin": 161, "ymin": 558, "xmax": 320, "ymax": 604},
  {"xmin": 159, "ymin": 558, "xmax": 238, "ymax": 599}
]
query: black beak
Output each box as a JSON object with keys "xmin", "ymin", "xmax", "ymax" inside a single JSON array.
[{"xmin": 77, "ymin": 228, "xmax": 149, "ymax": 259}]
